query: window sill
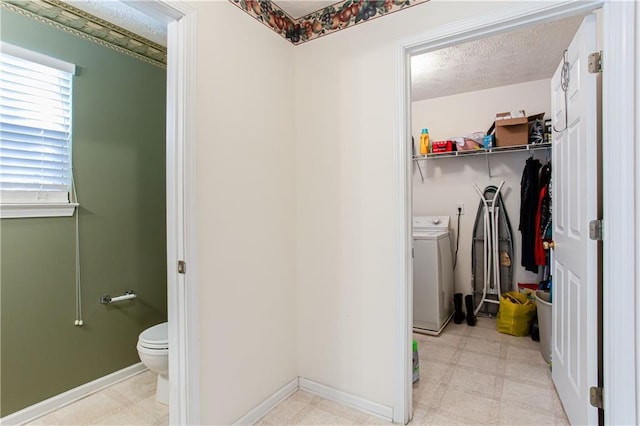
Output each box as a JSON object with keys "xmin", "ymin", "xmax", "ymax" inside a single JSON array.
[{"xmin": 0, "ymin": 203, "xmax": 79, "ymax": 219}]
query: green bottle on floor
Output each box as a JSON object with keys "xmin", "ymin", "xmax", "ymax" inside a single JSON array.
[{"xmin": 412, "ymin": 340, "xmax": 419, "ymax": 383}]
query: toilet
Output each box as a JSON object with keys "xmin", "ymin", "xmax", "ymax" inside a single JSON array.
[{"xmin": 137, "ymin": 322, "xmax": 169, "ymax": 405}]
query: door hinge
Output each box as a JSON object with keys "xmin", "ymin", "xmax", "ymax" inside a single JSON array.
[
  {"xmin": 589, "ymin": 219, "xmax": 603, "ymax": 241},
  {"xmin": 590, "ymin": 386, "xmax": 604, "ymax": 409},
  {"xmin": 588, "ymin": 51, "xmax": 602, "ymax": 73},
  {"xmin": 178, "ymin": 260, "xmax": 186, "ymax": 274}
]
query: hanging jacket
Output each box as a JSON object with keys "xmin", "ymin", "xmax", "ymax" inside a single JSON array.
[
  {"xmin": 520, "ymin": 157, "xmax": 542, "ymax": 273},
  {"xmin": 535, "ymin": 163, "xmax": 552, "ymax": 266},
  {"xmin": 541, "ymin": 178, "xmax": 553, "ymax": 240}
]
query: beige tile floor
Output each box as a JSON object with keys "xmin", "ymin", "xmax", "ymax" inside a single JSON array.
[
  {"xmin": 27, "ymin": 371, "xmax": 168, "ymax": 425},
  {"xmin": 409, "ymin": 316, "xmax": 568, "ymax": 425},
  {"xmin": 26, "ymin": 317, "xmax": 567, "ymax": 425},
  {"xmin": 259, "ymin": 317, "xmax": 568, "ymax": 425}
]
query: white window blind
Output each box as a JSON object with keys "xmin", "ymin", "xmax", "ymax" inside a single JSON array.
[{"xmin": 0, "ymin": 43, "xmax": 75, "ymax": 208}]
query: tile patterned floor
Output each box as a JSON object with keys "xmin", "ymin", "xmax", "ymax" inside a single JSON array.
[
  {"xmin": 255, "ymin": 391, "xmax": 390, "ymax": 426},
  {"xmin": 259, "ymin": 317, "xmax": 568, "ymax": 425},
  {"xmin": 27, "ymin": 371, "xmax": 168, "ymax": 425},
  {"xmin": 26, "ymin": 318, "xmax": 567, "ymax": 425},
  {"xmin": 409, "ymin": 317, "xmax": 569, "ymax": 425}
]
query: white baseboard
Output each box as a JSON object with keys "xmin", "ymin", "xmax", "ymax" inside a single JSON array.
[
  {"xmin": 299, "ymin": 377, "xmax": 393, "ymax": 421},
  {"xmin": 232, "ymin": 377, "xmax": 299, "ymax": 425},
  {"xmin": 0, "ymin": 363, "xmax": 147, "ymax": 426},
  {"xmin": 232, "ymin": 377, "xmax": 393, "ymax": 425}
]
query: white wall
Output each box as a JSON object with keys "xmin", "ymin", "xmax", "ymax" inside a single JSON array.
[
  {"xmin": 411, "ymin": 79, "xmax": 552, "ymax": 294},
  {"xmin": 190, "ymin": 2, "xmax": 297, "ymax": 424},
  {"xmin": 294, "ymin": 0, "xmax": 505, "ymax": 410},
  {"xmin": 189, "ymin": 0, "xmax": 559, "ymax": 419}
]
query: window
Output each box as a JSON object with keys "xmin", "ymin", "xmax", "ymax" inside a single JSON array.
[{"xmin": 0, "ymin": 42, "xmax": 77, "ymax": 218}]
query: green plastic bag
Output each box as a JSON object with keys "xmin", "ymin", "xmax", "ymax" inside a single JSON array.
[{"xmin": 496, "ymin": 291, "xmax": 536, "ymax": 336}]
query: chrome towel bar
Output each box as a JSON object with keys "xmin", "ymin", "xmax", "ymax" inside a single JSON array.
[{"xmin": 100, "ymin": 290, "xmax": 137, "ymax": 304}]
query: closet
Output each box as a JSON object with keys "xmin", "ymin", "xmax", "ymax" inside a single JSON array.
[
  {"xmin": 409, "ymin": 10, "xmax": 589, "ymax": 298},
  {"xmin": 409, "ymin": 11, "xmax": 599, "ymax": 426},
  {"xmin": 411, "ymin": 79, "xmax": 556, "ymax": 297}
]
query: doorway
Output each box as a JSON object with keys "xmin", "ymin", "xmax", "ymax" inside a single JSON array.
[
  {"xmin": 123, "ymin": 1, "xmax": 199, "ymax": 424},
  {"xmin": 409, "ymin": 12, "xmax": 590, "ymax": 425},
  {"xmin": 393, "ymin": 1, "xmax": 638, "ymax": 424}
]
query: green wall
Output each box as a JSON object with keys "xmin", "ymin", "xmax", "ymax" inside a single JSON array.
[{"xmin": 0, "ymin": 10, "xmax": 167, "ymax": 416}]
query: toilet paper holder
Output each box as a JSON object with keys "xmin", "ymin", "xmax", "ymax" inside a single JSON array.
[{"xmin": 100, "ymin": 290, "xmax": 137, "ymax": 304}]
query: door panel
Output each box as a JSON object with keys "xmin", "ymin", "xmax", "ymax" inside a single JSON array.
[{"xmin": 551, "ymin": 14, "xmax": 599, "ymax": 426}]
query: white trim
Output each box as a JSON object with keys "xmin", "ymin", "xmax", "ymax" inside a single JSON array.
[
  {"xmin": 602, "ymin": 1, "xmax": 638, "ymax": 424},
  {"xmin": 392, "ymin": 32, "xmax": 413, "ymax": 425},
  {"xmin": 636, "ymin": 4, "xmax": 640, "ymax": 423},
  {"xmin": 0, "ymin": 203, "xmax": 78, "ymax": 219},
  {"xmin": 231, "ymin": 378, "xmax": 299, "ymax": 426},
  {"xmin": 181, "ymin": 7, "xmax": 200, "ymax": 425},
  {"xmin": 299, "ymin": 378, "xmax": 393, "ymax": 421},
  {"xmin": 152, "ymin": 1, "xmax": 199, "ymax": 425},
  {"xmin": 391, "ymin": 1, "xmax": 640, "ymax": 424},
  {"xmin": 0, "ymin": 41, "xmax": 76, "ymax": 74},
  {"xmin": 396, "ymin": 0, "xmax": 602, "ymax": 55},
  {"xmin": 636, "ymin": 5, "xmax": 640, "ymax": 422},
  {"xmin": 0, "ymin": 363, "xmax": 147, "ymax": 426}
]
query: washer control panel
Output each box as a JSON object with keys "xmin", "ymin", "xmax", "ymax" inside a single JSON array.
[{"xmin": 413, "ymin": 216, "xmax": 450, "ymax": 232}]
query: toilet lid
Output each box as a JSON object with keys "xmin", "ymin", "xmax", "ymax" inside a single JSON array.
[{"xmin": 138, "ymin": 322, "xmax": 168, "ymax": 349}]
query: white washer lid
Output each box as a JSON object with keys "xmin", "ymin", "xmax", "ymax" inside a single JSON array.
[
  {"xmin": 413, "ymin": 216, "xmax": 450, "ymax": 232},
  {"xmin": 139, "ymin": 322, "xmax": 168, "ymax": 348}
]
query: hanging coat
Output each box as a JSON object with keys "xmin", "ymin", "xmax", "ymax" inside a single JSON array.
[
  {"xmin": 535, "ymin": 163, "xmax": 552, "ymax": 266},
  {"xmin": 519, "ymin": 157, "xmax": 542, "ymax": 273}
]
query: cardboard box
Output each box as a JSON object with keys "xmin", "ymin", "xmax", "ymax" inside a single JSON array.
[{"xmin": 495, "ymin": 111, "xmax": 528, "ymax": 147}]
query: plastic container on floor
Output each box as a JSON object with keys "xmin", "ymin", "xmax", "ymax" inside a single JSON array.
[{"xmin": 536, "ymin": 290, "xmax": 552, "ymax": 365}]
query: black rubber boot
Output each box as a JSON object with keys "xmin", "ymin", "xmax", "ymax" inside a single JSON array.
[
  {"xmin": 465, "ymin": 295, "xmax": 477, "ymax": 326},
  {"xmin": 453, "ymin": 293, "xmax": 466, "ymax": 324}
]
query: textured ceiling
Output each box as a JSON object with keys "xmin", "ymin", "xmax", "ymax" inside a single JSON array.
[
  {"xmin": 274, "ymin": 0, "xmax": 338, "ymax": 18},
  {"xmin": 66, "ymin": 0, "xmax": 167, "ymax": 46},
  {"xmin": 410, "ymin": 15, "xmax": 585, "ymax": 102}
]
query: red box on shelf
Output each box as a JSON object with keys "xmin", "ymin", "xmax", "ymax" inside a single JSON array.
[{"xmin": 431, "ymin": 140, "xmax": 454, "ymax": 153}]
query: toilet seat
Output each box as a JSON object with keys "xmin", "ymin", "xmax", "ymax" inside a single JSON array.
[
  {"xmin": 138, "ymin": 322, "xmax": 168, "ymax": 350},
  {"xmin": 136, "ymin": 322, "xmax": 169, "ymax": 405},
  {"xmin": 137, "ymin": 343, "xmax": 168, "ymax": 355}
]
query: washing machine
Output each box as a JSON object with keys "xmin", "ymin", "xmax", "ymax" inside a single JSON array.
[{"xmin": 413, "ymin": 215, "xmax": 454, "ymax": 335}]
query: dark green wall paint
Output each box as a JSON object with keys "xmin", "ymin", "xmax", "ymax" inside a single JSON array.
[{"xmin": 1, "ymin": 11, "xmax": 167, "ymax": 416}]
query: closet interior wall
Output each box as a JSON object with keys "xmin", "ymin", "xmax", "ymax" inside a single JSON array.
[{"xmin": 412, "ymin": 78, "xmax": 552, "ymax": 294}]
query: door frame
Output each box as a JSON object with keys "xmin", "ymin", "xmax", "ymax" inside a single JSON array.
[
  {"xmin": 393, "ymin": 1, "xmax": 637, "ymax": 424},
  {"xmin": 164, "ymin": 2, "xmax": 199, "ymax": 425},
  {"xmin": 134, "ymin": 1, "xmax": 199, "ymax": 424}
]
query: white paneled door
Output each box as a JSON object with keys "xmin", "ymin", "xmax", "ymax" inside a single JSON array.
[{"xmin": 550, "ymin": 14, "xmax": 599, "ymax": 426}]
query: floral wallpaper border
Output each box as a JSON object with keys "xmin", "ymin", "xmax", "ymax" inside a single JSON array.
[
  {"xmin": 1, "ymin": 0, "xmax": 167, "ymax": 68},
  {"xmin": 230, "ymin": 0, "xmax": 430, "ymax": 45}
]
